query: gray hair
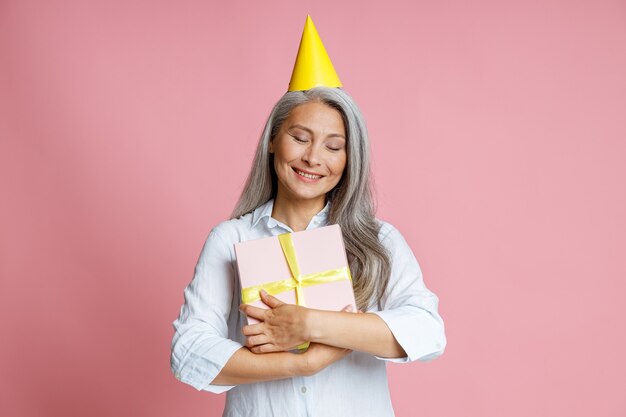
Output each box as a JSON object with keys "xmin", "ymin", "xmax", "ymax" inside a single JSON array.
[{"xmin": 231, "ymin": 87, "xmax": 391, "ymax": 310}]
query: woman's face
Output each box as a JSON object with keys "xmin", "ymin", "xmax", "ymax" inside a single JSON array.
[{"xmin": 269, "ymin": 101, "xmax": 347, "ymax": 204}]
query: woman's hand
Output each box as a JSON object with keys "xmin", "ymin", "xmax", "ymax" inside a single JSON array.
[
  {"xmin": 239, "ymin": 290, "xmax": 311, "ymax": 353},
  {"xmin": 240, "ymin": 291, "xmax": 360, "ymax": 354}
]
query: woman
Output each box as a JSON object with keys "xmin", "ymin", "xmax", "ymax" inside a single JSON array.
[{"xmin": 170, "ymin": 86, "xmax": 447, "ymax": 417}]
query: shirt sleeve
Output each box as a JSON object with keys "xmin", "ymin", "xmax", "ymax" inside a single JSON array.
[
  {"xmin": 370, "ymin": 223, "xmax": 447, "ymax": 363},
  {"xmin": 170, "ymin": 227, "xmax": 244, "ymax": 393}
]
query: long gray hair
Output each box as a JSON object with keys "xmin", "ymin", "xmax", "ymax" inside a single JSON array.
[{"xmin": 231, "ymin": 87, "xmax": 391, "ymax": 310}]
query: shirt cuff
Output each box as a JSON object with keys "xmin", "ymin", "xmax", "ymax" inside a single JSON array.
[
  {"xmin": 371, "ymin": 308, "xmax": 446, "ymax": 363},
  {"xmin": 172, "ymin": 338, "xmax": 244, "ymax": 393}
]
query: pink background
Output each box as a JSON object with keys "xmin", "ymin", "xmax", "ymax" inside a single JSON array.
[{"xmin": 1, "ymin": 1, "xmax": 625, "ymax": 416}]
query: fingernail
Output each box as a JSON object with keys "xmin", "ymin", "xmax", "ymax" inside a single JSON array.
[{"xmin": 260, "ymin": 289, "xmax": 267, "ymax": 296}]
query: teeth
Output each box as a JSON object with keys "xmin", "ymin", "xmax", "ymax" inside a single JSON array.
[{"xmin": 296, "ymin": 169, "xmax": 322, "ymax": 179}]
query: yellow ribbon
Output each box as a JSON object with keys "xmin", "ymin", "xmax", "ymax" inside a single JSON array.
[{"xmin": 241, "ymin": 232, "xmax": 352, "ymax": 350}]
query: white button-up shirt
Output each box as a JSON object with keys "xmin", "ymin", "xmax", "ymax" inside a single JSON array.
[{"xmin": 171, "ymin": 198, "xmax": 446, "ymax": 417}]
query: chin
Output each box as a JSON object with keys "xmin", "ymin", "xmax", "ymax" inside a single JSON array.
[
  {"xmin": 288, "ymin": 187, "xmax": 327, "ymax": 201},
  {"xmin": 293, "ymin": 192, "xmax": 326, "ymax": 201}
]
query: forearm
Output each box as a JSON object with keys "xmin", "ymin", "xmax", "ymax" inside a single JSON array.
[
  {"xmin": 211, "ymin": 347, "xmax": 305, "ymax": 386},
  {"xmin": 306, "ymin": 310, "xmax": 407, "ymax": 359}
]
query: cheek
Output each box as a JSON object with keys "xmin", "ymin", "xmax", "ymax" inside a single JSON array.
[
  {"xmin": 276, "ymin": 142, "xmax": 300, "ymax": 163},
  {"xmin": 330, "ymin": 154, "xmax": 347, "ymax": 175}
]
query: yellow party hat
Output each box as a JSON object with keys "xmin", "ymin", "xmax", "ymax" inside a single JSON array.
[{"xmin": 288, "ymin": 15, "xmax": 342, "ymax": 91}]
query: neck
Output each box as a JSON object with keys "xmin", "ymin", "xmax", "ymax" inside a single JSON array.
[{"xmin": 271, "ymin": 192, "xmax": 326, "ymax": 232}]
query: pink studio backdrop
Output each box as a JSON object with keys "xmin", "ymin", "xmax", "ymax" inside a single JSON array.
[{"xmin": 1, "ymin": 1, "xmax": 625, "ymax": 416}]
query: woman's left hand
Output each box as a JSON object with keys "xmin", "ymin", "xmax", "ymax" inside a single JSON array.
[{"xmin": 239, "ymin": 290, "xmax": 310, "ymax": 353}]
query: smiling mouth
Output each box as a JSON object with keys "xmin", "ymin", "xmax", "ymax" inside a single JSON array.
[{"xmin": 293, "ymin": 168, "xmax": 323, "ymax": 180}]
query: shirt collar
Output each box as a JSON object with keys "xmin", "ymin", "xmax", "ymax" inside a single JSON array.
[{"xmin": 251, "ymin": 198, "xmax": 331, "ymax": 230}]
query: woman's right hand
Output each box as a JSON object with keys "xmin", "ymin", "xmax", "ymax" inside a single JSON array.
[{"xmin": 300, "ymin": 342, "xmax": 352, "ymax": 376}]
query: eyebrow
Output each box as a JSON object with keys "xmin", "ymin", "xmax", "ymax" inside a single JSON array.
[{"xmin": 288, "ymin": 124, "xmax": 346, "ymax": 140}]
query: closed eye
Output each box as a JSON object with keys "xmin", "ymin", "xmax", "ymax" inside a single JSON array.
[{"xmin": 291, "ymin": 135, "xmax": 308, "ymax": 143}]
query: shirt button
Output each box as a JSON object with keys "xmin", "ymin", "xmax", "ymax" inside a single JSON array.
[
  {"xmin": 301, "ymin": 386, "xmax": 307, "ymax": 394},
  {"xmin": 175, "ymin": 372, "xmax": 181, "ymax": 380}
]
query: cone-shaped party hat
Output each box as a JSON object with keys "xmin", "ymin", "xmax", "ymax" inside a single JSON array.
[{"xmin": 288, "ymin": 15, "xmax": 342, "ymax": 91}]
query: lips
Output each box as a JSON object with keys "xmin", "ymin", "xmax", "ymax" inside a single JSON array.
[{"xmin": 292, "ymin": 167, "xmax": 323, "ymax": 180}]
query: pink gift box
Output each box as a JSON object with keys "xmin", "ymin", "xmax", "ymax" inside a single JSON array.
[{"xmin": 234, "ymin": 224, "xmax": 357, "ymax": 325}]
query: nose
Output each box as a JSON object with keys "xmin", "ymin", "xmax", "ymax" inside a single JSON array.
[{"xmin": 301, "ymin": 142, "xmax": 322, "ymax": 166}]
